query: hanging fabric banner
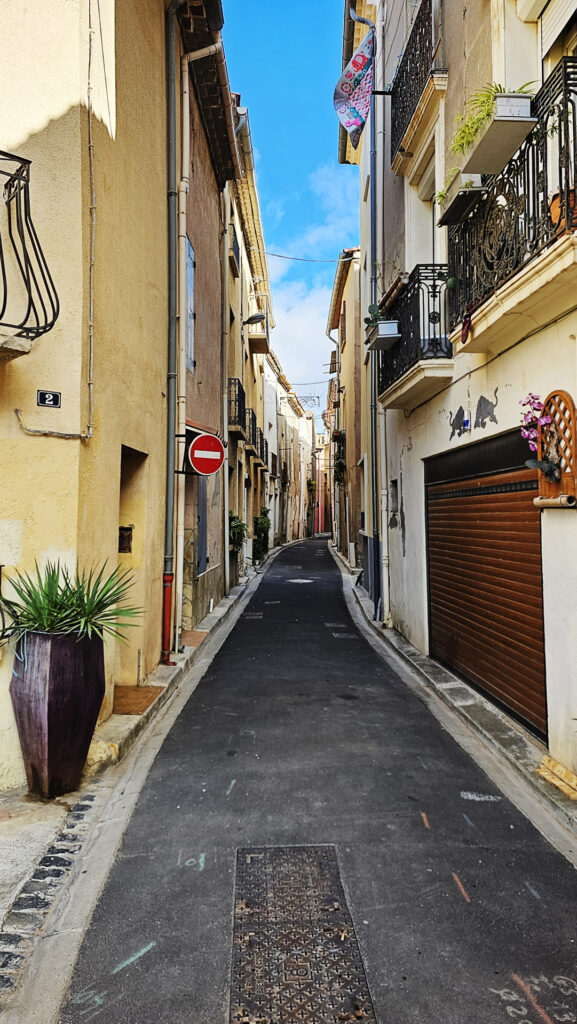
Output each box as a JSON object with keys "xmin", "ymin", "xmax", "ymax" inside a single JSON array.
[{"xmin": 333, "ymin": 29, "xmax": 375, "ymax": 150}]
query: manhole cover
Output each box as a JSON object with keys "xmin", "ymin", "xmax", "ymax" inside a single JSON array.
[{"xmin": 230, "ymin": 845, "xmax": 376, "ymax": 1024}]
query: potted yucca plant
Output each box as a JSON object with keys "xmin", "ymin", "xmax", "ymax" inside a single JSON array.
[{"xmin": 0, "ymin": 561, "xmax": 140, "ymax": 798}]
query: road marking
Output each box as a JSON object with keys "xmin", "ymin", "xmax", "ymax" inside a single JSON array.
[
  {"xmin": 512, "ymin": 975, "xmax": 554, "ymax": 1023},
  {"xmin": 420, "ymin": 811, "xmax": 431, "ymax": 829},
  {"xmin": 265, "ymin": 601, "xmax": 280, "ymax": 604},
  {"xmin": 524, "ymin": 880, "xmax": 541, "ymax": 899},
  {"xmin": 112, "ymin": 942, "xmax": 156, "ymax": 974},
  {"xmin": 195, "ymin": 449, "xmax": 222, "ymax": 460},
  {"xmin": 287, "ymin": 579, "xmax": 314, "ymax": 584},
  {"xmin": 462, "ymin": 814, "xmax": 476, "ymax": 828},
  {"xmin": 451, "ymin": 872, "xmax": 471, "ymax": 903},
  {"xmin": 226, "ymin": 779, "xmax": 237, "ymax": 797},
  {"xmin": 460, "ymin": 791, "xmax": 501, "ymax": 802},
  {"xmin": 325, "ymin": 622, "xmax": 347, "ymax": 627},
  {"xmin": 333, "ymin": 633, "xmax": 358, "ymax": 639}
]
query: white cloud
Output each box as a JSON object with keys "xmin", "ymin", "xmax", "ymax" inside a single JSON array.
[
  {"xmin": 263, "ymin": 161, "xmax": 359, "ymax": 287},
  {"xmin": 269, "ymin": 280, "xmax": 336, "ymax": 414}
]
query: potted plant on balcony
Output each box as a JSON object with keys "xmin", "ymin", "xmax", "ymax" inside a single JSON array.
[
  {"xmin": 0, "ymin": 561, "xmax": 140, "ymax": 799},
  {"xmin": 451, "ymin": 81, "xmax": 536, "ymax": 174},
  {"xmin": 435, "ymin": 169, "xmax": 486, "ymax": 226},
  {"xmin": 364, "ymin": 304, "xmax": 401, "ymax": 351}
]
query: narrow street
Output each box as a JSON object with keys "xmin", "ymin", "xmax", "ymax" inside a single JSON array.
[{"xmin": 50, "ymin": 538, "xmax": 577, "ymax": 1024}]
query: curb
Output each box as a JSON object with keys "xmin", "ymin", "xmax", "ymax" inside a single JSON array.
[{"xmin": 329, "ymin": 541, "xmax": 577, "ymax": 838}]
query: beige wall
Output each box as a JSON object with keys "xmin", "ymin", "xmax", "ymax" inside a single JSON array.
[{"xmin": 0, "ymin": 0, "xmax": 168, "ymax": 787}]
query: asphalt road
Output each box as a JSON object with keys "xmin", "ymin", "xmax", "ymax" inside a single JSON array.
[{"xmin": 58, "ymin": 538, "xmax": 577, "ymax": 1023}]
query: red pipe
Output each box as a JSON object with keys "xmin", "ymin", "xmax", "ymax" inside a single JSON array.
[{"xmin": 161, "ymin": 572, "xmax": 176, "ymax": 665}]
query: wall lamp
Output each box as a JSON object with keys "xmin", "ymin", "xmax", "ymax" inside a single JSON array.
[{"xmin": 242, "ymin": 313, "xmax": 266, "ymax": 326}]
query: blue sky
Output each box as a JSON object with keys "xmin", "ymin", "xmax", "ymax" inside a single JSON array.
[{"xmin": 222, "ymin": 1, "xmax": 360, "ymax": 421}]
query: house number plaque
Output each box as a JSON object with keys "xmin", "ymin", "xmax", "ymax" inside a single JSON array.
[{"xmin": 37, "ymin": 391, "xmax": 61, "ymax": 408}]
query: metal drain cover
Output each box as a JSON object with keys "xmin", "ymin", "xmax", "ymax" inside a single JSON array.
[{"xmin": 230, "ymin": 845, "xmax": 376, "ymax": 1024}]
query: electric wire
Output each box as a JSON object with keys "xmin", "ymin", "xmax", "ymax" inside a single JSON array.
[{"xmin": 249, "ymin": 247, "xmax": 357, "ymax": 264}]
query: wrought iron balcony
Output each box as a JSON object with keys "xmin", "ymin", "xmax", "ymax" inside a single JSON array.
[
  {"xmin": 255, "ymin": 427, "xmax": 266, "ymax": 465},
  {"xmin": 390, "ymin": 0, "xmax": 446, "ymax": 165},
  {"xmin": 245, "ymin": 408, "xmax": 257, "ymax": 450},
  {"xmin": 448, "ymin": 57, "xmax": 577, "ymax": 333},
  {"xmin": 261, "ymin": 435, "xmax": 269, "ymax": 468},
  {"xmin": 0, "ymin": 151, "xmax": 59, "ymax": 343},
  {"xmin": 378, "ymin": 264, "xmax": 451, "ymax": 396},
  {"xmin": 228, "ymin": 377, "xmax": 246, "ymax": 435}
]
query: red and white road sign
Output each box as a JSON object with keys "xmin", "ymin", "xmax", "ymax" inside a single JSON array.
[{"xmin": 187, "ymin": 432, "xmax": 225, "ymax": 476}]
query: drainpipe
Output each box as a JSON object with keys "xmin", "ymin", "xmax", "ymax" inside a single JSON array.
[
  {"xmin": 221, "ymin": 184, "xmax": 231, "ymax": 596},
  {"xmin": 162, "ymin": 3, "xmax": 180, "ymax": 665},
  {"xmin": 379, "ymin": 406, "xmax": 392, "ymax": 625},
  {"xmin": 350, "ymin": 3, "xmax": 380, "ymax": 619},
  {"xmin": 376, "ymin": 0, "xmax": 391, "ymax": 626}
]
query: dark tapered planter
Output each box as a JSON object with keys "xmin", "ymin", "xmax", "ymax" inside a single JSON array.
[{"xmin": 9, "ymin": 632, "xmax": 105, "ymax": 799}]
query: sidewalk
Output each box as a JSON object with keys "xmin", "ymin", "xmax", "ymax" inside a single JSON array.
[
  {"xmin": 329, "ymin": 540, "xmax": 577, "ymax": 838},
  {"xmin": 0, "ymin": 548, "xmax": 283, "ymax": 936}
]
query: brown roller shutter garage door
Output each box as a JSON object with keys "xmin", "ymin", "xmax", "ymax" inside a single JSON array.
[{"xmin": 426, "ymin": 436, "xmax": 546, "ymax": 737}]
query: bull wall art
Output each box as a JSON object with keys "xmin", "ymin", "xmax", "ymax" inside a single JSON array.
[
  {"xmin": 449, "ymin": 388, "xmax": 499, "ymax": 440},
  {"xmin": 474, "ymin": 387, "xmax": 499, "ymax": 428}
]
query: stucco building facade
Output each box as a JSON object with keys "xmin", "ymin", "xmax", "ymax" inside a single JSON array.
[{"xmin": 337, "ymin": 0, "xmax": 577, "ymax": 771}]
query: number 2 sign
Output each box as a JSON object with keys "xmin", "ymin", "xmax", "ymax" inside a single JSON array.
[{"xmin": 37, "ymin": 390, "xmax": 61, "ymax": 408}]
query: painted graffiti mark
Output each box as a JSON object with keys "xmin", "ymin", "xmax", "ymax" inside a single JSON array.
[
  {"xmin": 490, "ymin": 974, "xmax": 577, "ymax": 1023},
  {"xmin": 475, "ymin": 387, "xmax": 499, "ymax": 429},
  {"xmin": 524, "ymin": 881, "xmax": 541, "ymax": 900},
  {"xmin": 462, "ymin": 814, "xmax": 476, "ymax": 828},
  {"xmin": 449, "ymin": 406, "xmax": 467, "ymax": 439},
  {"xmin": 451, "ymin": 872, "xmax": 471, "ymax": 903},
  {"xmin": 177, "ymin": 850, "xmax": 206, "ymax": 870},
  {"xmin": 460, "ymin": 791, "xmax": 501, "ymax": 802},
  {"xmin": 512, "ymin": 975, "xmax": 555, "ymax": 1023},
  {"xmin": 420, "ymin": 811, "xmax": 431, "ymax": 830},
  {"xmin": 112, "ymin": 942, "xmax": 156, "ymax": 975},
  {"xmin": 70, "ymin": 986, "xmax": 107, "ymax": 1013},
  {"xmin": 226, "ymin": 779, "xmax": 237, "ymax": 797}
]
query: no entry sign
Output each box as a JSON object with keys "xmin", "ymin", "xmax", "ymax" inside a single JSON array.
[{"xmin": 187, "ymin": 432, "xmax": 225, "ymax": 476}]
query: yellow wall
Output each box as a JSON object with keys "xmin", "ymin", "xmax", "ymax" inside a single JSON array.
[{"xmin": 0, "ymin": 0, "xmax": 168, "ymax": 787}]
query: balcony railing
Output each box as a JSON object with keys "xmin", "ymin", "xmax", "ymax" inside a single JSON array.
[
  {"xmin": 245, "ymin": 408, "xmax": 257, "ymax": 450},
  {"xmin": 261, "ymin": 435, "xmax": 269, "ymax": 467},
  {"xmin": 255, "ymin": 426, "xmax": 264, "ymax": 463},
  {"xmin": 448, "ymin": 57, "xmax": 577, "ymax": 331},
  {"xmin": 390, "ymin": 0, "xmax": 441, "ymax": 164},
  {"xmin": 228, "ymin": 377, "xmax": 246, "ymax": 434},
  {"xmin": 0, "ymin": 151, "xmax": 59, "ymax": 339},
  {"xmin": 378, "ymin": 264, "xmax": 450, "ymax": 394}
]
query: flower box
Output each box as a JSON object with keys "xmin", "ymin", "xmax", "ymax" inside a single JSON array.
[
  {"xmin": 462, "ymin": 93, "xmax": 537, "ymax": 174},
  {"xmin": 437, "ymin": 174, "xmax": 485, "ymax": 226},
  {"xmin": 365, "ymin": 319, "xmax": 401, "ymax": 351}
]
